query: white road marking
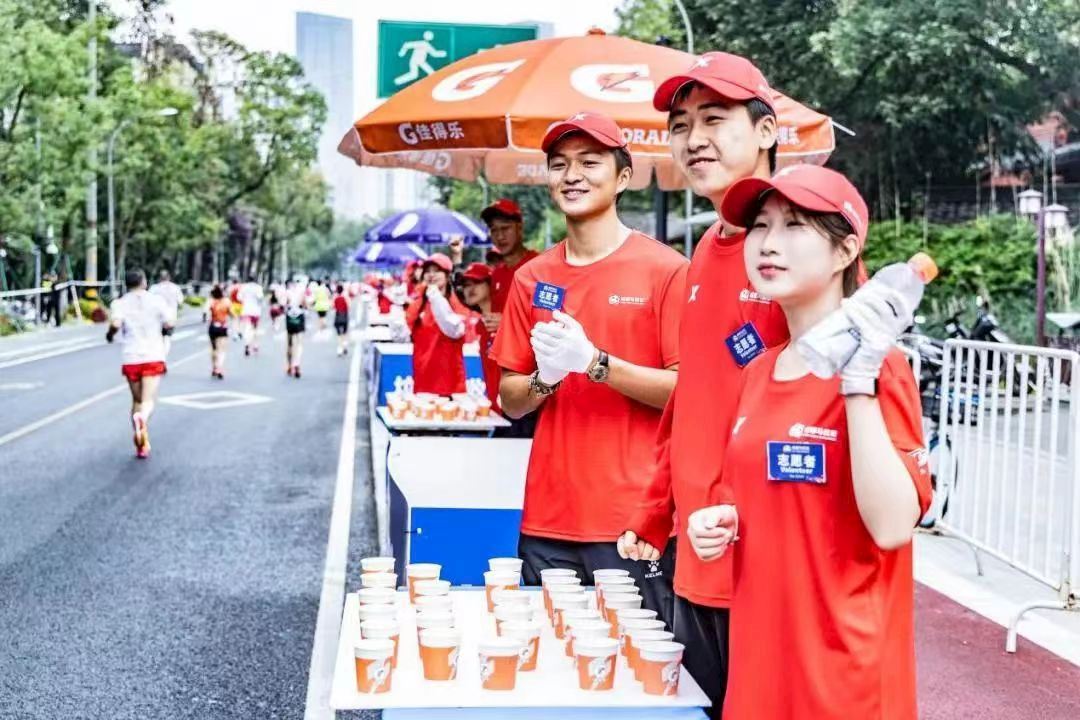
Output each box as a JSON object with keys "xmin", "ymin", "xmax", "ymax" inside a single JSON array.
[
  {"xmin": 0, "ymin": 350, "xmax": 202, "ymax": 448},
  {"xmin": 0, "ymin": 335, "xmax": 101, "ymax": 360},
  {"xmin": 304, "ymin": 341, "xmax": 361, "ymax": 720},
  {"xmin": 0, "ymin": 381, "xmax": 45, "ymax": 391},
  {"xmin": 0, "ymin": 329, "xmax": 196, "ymax": 370},
  {"xmin": 160, "ymin": 390, "xmax": 273, "ymax": 410}
]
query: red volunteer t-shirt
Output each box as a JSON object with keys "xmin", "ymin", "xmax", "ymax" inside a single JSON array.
[
  {"xmin": 491, "ymin": 232, "xmax": 688, "ymax": 541},
  {"xmin": 491, "ymin": 250, "xmax": 540, "ymax": 313},
  {"xmin": 474, "ymin": 318, "xmax": 502, "ymax": 413},
  {"xmin": 628, "ymin": 224, "xmax": 789, "ymax": 607},
  {"xmin": 722, "ymin": 347, "xmax": 932, "ymax": 720},
  {"xmin": 406, "ymin": 291, "xmax": 470, "ymax": 396}
]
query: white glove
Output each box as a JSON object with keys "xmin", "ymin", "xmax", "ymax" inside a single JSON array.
[
  {"xmin": 427, "ymin": 287, "xmax": 465, "ymax": 339},
  {"xmin": 839, "ymin": 283, "xmax": 911, "ymax": 394},
  {"xmin": 529, "ymin": 310, "xmax": 596, "ymax": 374}
]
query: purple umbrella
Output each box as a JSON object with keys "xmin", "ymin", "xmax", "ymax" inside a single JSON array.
[
  {"xmin": 353, "ymin": 241, "xmax": 429, "ymax": 267},
  {"xmin": 364, "ymin": 207, "xmax": 489, "ymax": 245}
]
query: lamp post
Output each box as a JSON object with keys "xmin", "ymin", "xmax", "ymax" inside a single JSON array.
[
  {"xmin": 1019, "ymin": 189, "xmax": 1070, "ymax": 346},
  {"xmin": 107, "ymin": 107, "xmax": 178, "ymax": 294}
]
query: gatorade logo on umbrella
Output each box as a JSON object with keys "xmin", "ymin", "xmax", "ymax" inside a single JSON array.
[
  {"xmin": 570, "ymin": 64, "xmax": 654, "ymax": 104},
  {"xmin": 432, "ymin": 60, "xmax": 526, "ymax": 102}
]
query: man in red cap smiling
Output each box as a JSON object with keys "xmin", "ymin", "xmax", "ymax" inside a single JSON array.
[
  {"xmin": 491, "ymin": 111, "xmax": 688, "ymax": 622},
  {"xmin": 617, "ymin": 52, "xmax": 792, "ymax": 716}
]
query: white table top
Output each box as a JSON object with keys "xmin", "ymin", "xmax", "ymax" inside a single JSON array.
[
  {"xmin": 330, "ymin": 590, "xmax": 710, "ymax": 711},
  {"xmin": 378, "ymin": 406, "xmax": 511, "ymax": 431},
  {"xmin": 375, "ymin": 342, "xmax": 481, "ymax": 357}
]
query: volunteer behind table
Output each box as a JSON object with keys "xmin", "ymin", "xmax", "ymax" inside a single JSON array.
[
  {"xmin": 480, "ymin": 197, "xmax": 540, "ymax": 317},
  {"xmin": 688, "ymin": 165, "xmax": 932, "ymax": 720},
  {"xmin": 460, "ymin": 262, "xmax": 502, "ymax": 413},
  {"xmin": 492, "ymin": 112, "xmax": 688, "ymax": 626},
  {"xmin": 617, "ymin": 52, "xmax": 789, "ymax": 716},
  {"xmin": 407, "ymin": 253, "xmax": 470, "ymax": 396}
]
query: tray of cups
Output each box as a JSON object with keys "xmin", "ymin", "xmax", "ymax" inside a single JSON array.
[
  {"xmin": 379, "ymin": 392, "xmax": 507, "ymax": 430},
  {"xmin": 329, "ymin": 557, "xmax": 711, "ymax": 710}
]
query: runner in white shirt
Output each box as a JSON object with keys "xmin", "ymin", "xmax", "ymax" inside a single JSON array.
[
  {"xmin": 237, "ymin": 276, "xmax": 264, "ymax": 356},
  {"xmin": 107, "ymin": 270, "xmax": 176, "ymax": 458},
  {"xmin": 149, "ymin": 270, "xmax": 184, "ymax": 357},
  {"xmin": 284, "ymin": 279, "xmax": 308, "ymax": 378}
]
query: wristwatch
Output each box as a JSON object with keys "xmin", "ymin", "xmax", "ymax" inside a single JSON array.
[
  {"xmin": 587, "ymin": 349, "xmax": 610, "ymax": 383},
  {"xmin": 529, "ymin": 370, "xmax": 561, "ymax": 397}
]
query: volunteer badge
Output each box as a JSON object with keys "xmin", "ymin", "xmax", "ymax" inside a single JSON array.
[
  {"xmin": 532, "ymin": 282, "xmax": 566, "ymax": 311},
  {"xmin": 725, "ymin": 322, "xmax": 766, "ymax": 367},
  {"xmin": 767, "ymin": 442, "xmax": 826, "ymax": 484}
]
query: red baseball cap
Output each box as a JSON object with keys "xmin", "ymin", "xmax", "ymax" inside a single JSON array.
[
  {"xmin": 720, "ymin": 165, "xmax": 870, "ymax": 248},
  {"xmin": 461, "ymin": 262, "xmax": 493, "ymax": 282},
  {"xmin": 654, "ymin": 52, "xmax": 775, "ymax": 114},
  {"xmin": 541, "ymin": 111, "xmax": 628, "ymax": 154},
  {"xmin": 422, "ymin": 252, "xmax": 454, "ymax": 273},
  {"xmin": 481, "ymin": 198, "xmax": 523, "ymax": 224}
]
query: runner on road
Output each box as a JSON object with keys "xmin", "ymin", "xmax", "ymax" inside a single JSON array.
[
  {"xmin": 207, "ymin": 284, "xmax": 230, "ymax": 379},
  {"xmin": 284, "ymin": 279, "xmax": 308, "ymax": 378},
  {"xmin": 238, "ymin": 275, "xmax": 264, "ymax": 356},
  {"xmin": 106, "ymin": 270, "xmax": 176, "ymax": 458},
  {"xmin": 149, "ymin": 270, "xmax": 184, "ymax": 357},
  {"xmin": 333, "ymin": 283, "xmax": 351, "ymax": 357},
  {"xmin": 312, "ymin": 279, "xmax": 332, "ymax": 334}
]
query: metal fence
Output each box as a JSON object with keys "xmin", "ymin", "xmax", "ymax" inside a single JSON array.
[{"xmin": 934, "ymin": 338, "xmax": 1080, "ymax": 651}]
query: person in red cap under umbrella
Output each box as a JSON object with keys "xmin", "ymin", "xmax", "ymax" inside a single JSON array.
[
  {"xmin": 459, "ymin": 262, "xmax": 503, "ymax": 413},
  {"xmin": 687, "ymin": 165, "xmax": 931, "ymax": 720},
  {"xmin": 491, "ymin": 111, "xmax": 688, "ymax": 626},
  {"xmin": 406, "ymin": 253, "xmax": 471, "ymax": 395},
  {"xmin": 616, "ymin": 51, "xmax": 790, "ymax": 716},
  {"xmin": 480, "ymin": 198, "xmax": 540, "ymax": 317}
]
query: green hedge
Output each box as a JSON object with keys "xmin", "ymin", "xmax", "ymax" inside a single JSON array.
[{"xmin": 863, "ymin": 215, "xmax": 1038, "ymax": 342}]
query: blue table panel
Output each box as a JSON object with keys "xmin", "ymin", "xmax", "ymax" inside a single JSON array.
[
  {"xmin": 376, "ymin": 350, "xmax": 483, "ymax": 406},
  {"xmin": 409, "ymin": 507, "xmax": 523, "ymax": 586}
]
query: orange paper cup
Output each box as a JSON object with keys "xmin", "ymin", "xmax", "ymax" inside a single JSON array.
[
  {"xmin": 483, "ymin": 570, "xmax": 520, "ymax": 613},
  {"xmin": 406, "ymin": 563, "xmax": 441, "ymax": 603},
  {"xmin": 565, "ymin": 619, "xmax": 610, "ymax": 660},
  {"xmin": 360, "ymin": 557, "xmax": 396, "ymax": 575},
  {"xmin": 629, "ymin": 630, "xmax": 675, "ymax": 681},
  {"xmin": 414, "ymin": 595, "xmax": 454, "ymax": 614},
  {"xmin": 357, "ymin": 587, "xmax": 398, "ymax": 606},
  {"xmin": 501, "ymin": 620, "xmax": 542, "ymax": 672},
  {"xmin": 551, "ymin": 595, "xmax": 590, "ymax": 639},
  {"xmin": 494, "ymin": 604, "xmax": 534, "ymax": 635},
  {"xmin": 415, "ymin": 610, "xmax": 455, "ymax": 642},
  {"xmin": 489, "ymin": 557, "xmax": 525, "ymax": 575},
  {"xmin": 357, "ymin": 603, "xmax": 397, "ymax": 628},
  {"xmin": 603, "ymin": 594, "xmax": 642, "ymax": 628},
  {"xmin": 419, "ymin": 628, "xmax": 462, "ymax": 681},
  {"xmin": 414, "ymin": 579, "xmax": 451, "ymax": 598},
  {"xmin": 638, "ymin": 641, "xmax": 685, "ymax": 696},
  {"xmin": 542, "ymin": 577, "xmax": 582, "ymax": 621},
  {"xmin": 478, "ymin": 638, "xmax": 523, "ymax": 691},
  {"xmin": 621, "ymin": 618, "xmax": 666, "ymax": 657},
  {"xmin": 354, "ymin": 638, "xmax": 395, "ymax": 694},
  {"xmin": 574, "ymin": 637, "xmax": 619, "ymax": 691},
  {"xmin": 360, "ymin": 619, "xmax": 401, "ymax": 668}
]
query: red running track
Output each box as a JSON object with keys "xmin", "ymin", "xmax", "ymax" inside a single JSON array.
[{"xmin": 916, "ymin": 584, "xmax": 1080, "ymax": 719}]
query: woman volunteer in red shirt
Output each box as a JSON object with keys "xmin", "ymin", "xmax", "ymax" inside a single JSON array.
[
  {"xmin": 406, "ymin": 253, "xmax": 470, "ymax": 395},
  {"xmin": 460, "ymin": 262, "xmax": 502, "ymax": 413},
  {"xmin": 688, "ymin": 165, "xmax": 932, "ymax": 720}
]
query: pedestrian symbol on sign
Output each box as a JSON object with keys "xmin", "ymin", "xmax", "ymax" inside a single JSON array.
[{"xmin": 394, "ymin": 31, "xmax": 447, "ymax": 86}]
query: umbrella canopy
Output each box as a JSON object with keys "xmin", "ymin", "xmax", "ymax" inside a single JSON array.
[
  {"xmin": 364, "ymin": 207, "xmax": 489, "ymax": 245},
  {"xmin": 339, "ymin": 29, "xmax": 835, "ymax": 190},
  {"xmin": 352, "ymin": 241, "xmax": 429, "ymax": 267}
]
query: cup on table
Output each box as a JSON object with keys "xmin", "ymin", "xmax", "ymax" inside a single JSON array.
[
  {"xmin": 628, "ymin": 630, "xmax": 675, "ymax": 681},
  {"xmin": 361, "ymin": 572, "xmax": 398, "ymax": 590},
  {"xmin": 574, "ymin": 637, "xmax": 619, "ymax": 691},
  {"xmin": 419, "ymin": 628, "xmax": 462, "ymax": 681},
  {"xmin": 459, "ymin": 401, "xmax": 478, "ymax": 421},
  {"xmin": 475, "ymin": 397, "xmax": 492, "ymax": 417},
  {"xmin": 541, "ymin": 574, "xmax": 582, "ymax": 621},
  {"xmin": 361, "ymin": 619, "xmax": 401, "ymax": 668},
  {"xmin": 388, "ymin": 399, "xmax": 409, "ymax": 420},
  {"xmin": 406, "ymin": 563, "xmax": 441, "ymax": 603},
  {"xmin": 416, "ymin": 610, "xmax": 455, "ymax": 642},
  {"xmin": 565, "ymin": 619, "xmax": 610, "ymax": 659},
  {"xmin": 551, "ymin": 593, "xmax": 590, "ymax": 639},
  {"xmin": 354, "ymin": 638, "xmax": 395, "ymax": 694},
  {"xmin": 361, "ymin": 557, "xmax": 396, "ymax": 576},
  {"xmin": 602, "ymin": 593, "xmax": 643, "ymax": 627},
  {"xmin": 358, "ymin": 587, "xmax": 398, "ymax": 606},
  {"xmin": 358, "ymin": 603, "xmax": 397, "ymax": 628},
  {"xmin": 417, "ymin": 402, "xmax": 436, "ymax": 420},
  {"xmin": 615, "ymin": 608, "xmax": 658, "ymax": 641},
  {"xmin": 489, "ymin": 557, "xmax": 525, "ymax": 575},
  {"xmin": 415, "ymin": 595, "xmax": 454, "ymax": 614},
  {"xmin": 483, "ymin": 570, "xmax": 520, "ymax": 613},
  {"xmin": 595, "ymin": 575, "xmax": 636, "ymax": 614},
  {"xmin": 492, "ymin": 589, "xmax": 532, "ymax": 609},
  {"xmin": 414, "ymin": 579, "xmax": 451, "ymax": 600},
  {"xmin": 478, "ymin": 638, "xmax": 525, "ymax": 691},
  {"xmin": 437, "ymin": 401, "xmax": 459, "ymax": 421},
  {"xmin": 500, "ymin": 620, "xmax": 542, "ymax": 672},
  {"xmin": 494, "ymin": 604, "xmax": 534, "ymax": 635},
  {"xmin": 638, "ymin": 641, "xmax": 685, "ymax": 696},
  {"xmin": 623, "ymin": 619, "xmax": 667, "ymax": 673}
]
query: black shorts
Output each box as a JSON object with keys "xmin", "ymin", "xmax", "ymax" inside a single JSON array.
[
  {"xmin": 286, "ymin": 314, "xmax": 306, "ymax": 334},
  {"xmin": 334, "ymin": 312, "xmax": 349, "ymax": 335},
  {"xmin": 208, "ymin": 323, "xmax": 228, "ymax": 340},
  {"xmin": 316, "ymin": 310, "xmax": 328, "ymax": 318}
]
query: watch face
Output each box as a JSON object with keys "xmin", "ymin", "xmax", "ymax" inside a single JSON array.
[{"xmin": 589, "ymin": 365, "xmax": 610, "ymax": 383}]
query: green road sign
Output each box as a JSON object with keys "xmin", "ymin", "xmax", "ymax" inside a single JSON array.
[{"xmin": 377, "ymin": 20, "xmax": 537, "ymax": 98}]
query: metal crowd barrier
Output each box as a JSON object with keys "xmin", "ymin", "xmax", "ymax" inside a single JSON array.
[{"xmin": 934, "ymin": 338, "xmax": 1080, "ymax": 651}]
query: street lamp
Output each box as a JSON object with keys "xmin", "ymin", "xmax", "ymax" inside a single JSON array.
[
  {"xmin": 1019, "ymin": 189, "xmax": 1071, "ymax": 345},
  {"xmin": 107, "ymin": 107, "xmax": 179, "ymax": 294}
]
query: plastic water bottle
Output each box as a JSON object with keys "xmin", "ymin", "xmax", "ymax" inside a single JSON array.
[{"xmin": 797, "ymin": 252, "xmax": 938, "ymax": 378}]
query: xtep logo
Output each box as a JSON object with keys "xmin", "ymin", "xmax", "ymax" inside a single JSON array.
[
  {"xmin": 789, "ymin": 423, "xmax": 838, "ymax": 442},
  {"xmin": 609, "ymin": 294, "xmax": 647, "ymax": 306},
  {"xmin": 732, "ymin": 416, "xmax": 747, "ymax": 436},
  {"xmin": 689, "ymin": 285, "xmax": 700, "ymax": 302},
  {"xmin": 739, "ymin": 288, "xmax": 772, "ymax": 304}
]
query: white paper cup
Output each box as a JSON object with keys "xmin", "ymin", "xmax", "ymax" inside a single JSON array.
[
  {"xmin": 357, "ymin": 587, "xmax": 398, "ymax": 605},
  {"xmin": 414, "ymin": 595, "xmax": 454, "ymax": 613},
  {"xmin": 357, "ymin": 604, "xmax": 397, "ymax": 625},
  {"xmin": 566, "ymin": 619, "xmax": 611, "ymax": 658},
  {"xmin": 406, "ymin": 563, "xmax": 441, "ymax": 580},
  {"xmin": 488, "ymin": 557, "xmax": 524, "ymax": 574},
  {"xmin": 416, "ymin": 610, "xmax": 456, "ymax": 634},
  {"xmin": 360, "ymin": 572, "xmax": 398, "ymax": 590},
  {"xmin": 494, "ymin": 603, "xmax": 534, "ymax": 633},
  {"xmin": 414, "ymin": 579, "xmax": 451, "ymax": 597},
  {"xmin": 360, "ymin": 619, "xmax": 401, "ymax": 667},
  {"xmin": 361, "ymin": 557, "xmax": 396, "ymax": 575},
  {"xmin": 540, "ymin": 568, "xmax": 578, "ymax": 581},
  {"xmin": 492, "ymin": 589, "xmax": 532, "ymax": 608},
  {"xmin": 592, "ymin": 568, "xmax": 631, "ymax": 581}
]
